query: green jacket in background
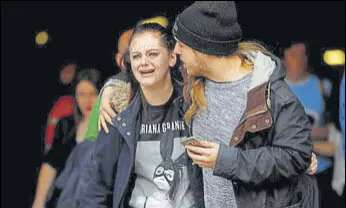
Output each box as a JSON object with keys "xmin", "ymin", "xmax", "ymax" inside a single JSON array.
[{"xmin": 84, "ymin": 98, "xmax": 100, "ymax": 141}]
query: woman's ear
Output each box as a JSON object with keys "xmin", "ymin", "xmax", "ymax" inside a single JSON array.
[{"xmin": 169, "ymin": 52, "xmax": 177, "ymax": 68}]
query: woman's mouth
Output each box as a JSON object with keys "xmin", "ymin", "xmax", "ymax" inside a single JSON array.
[{"xmin": 139, "ymin": 69, "xmax": 155, "ymax": 76}]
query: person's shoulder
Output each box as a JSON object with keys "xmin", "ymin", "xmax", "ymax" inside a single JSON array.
[
  {"xmin": 310, "ymin": 74, "xmax": 333, "ymax": 97},
  {"xmin": 309, "ymin": 74, "xmax": 319, "ymax": 81}
]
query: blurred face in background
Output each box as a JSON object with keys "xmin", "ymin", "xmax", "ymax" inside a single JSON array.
[
  {"xmin": 284, "ymin": 43, "xmax": 308, "ymax": 77},
  {"xmin": 116, "ymin": 29, "xmax": 133, "ymax": 71},
  {"xmin": 75, "ymin": 80, "xmax": 98, "ymax": 118},
  {"xmin": 60, "ymin": 63, "xmax": 77, "ymax": 85}
]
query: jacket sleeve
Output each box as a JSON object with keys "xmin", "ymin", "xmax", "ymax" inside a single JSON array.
[
  {"xmin": 75, "ymin": 127, "xmax": 121, "ymax": 207},
  {"xmin": 213, "ymin": 92, "xmax": 312, "ymax": 185}
]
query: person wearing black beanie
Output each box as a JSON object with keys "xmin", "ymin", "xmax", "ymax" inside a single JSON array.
[
  {"xmin": 173, "ymin": 1, "xmax": 319, "ymax": 208},
  {"xmin": 173, "ymin": 1, "xmax": 242, "ymax": 56}
]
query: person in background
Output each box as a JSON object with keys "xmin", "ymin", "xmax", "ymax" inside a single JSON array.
[
  {"xmin": 340, "ymin": 71, "xmax": 345, "ymax": 157},
  {"xmin": 44, "ymin": 62, "xmax": 78, "ymax": 152},
  {"xmin": 338, "ymin": 70, "xmax": 345, "ymax": 205},
  {"xmin": 32, "ymin": 68, "xmax": 101, "ymax": 208},
  {"xmin": 284, "ymin": 42, "xmax": 344, "ymax": 207},
  {"xmin": 53, "ymin": 26, "xmax": 138, "ymax": 208},
  {"xmin": 115, "ymin": 29, "xmax": 134, "ymax": 73}
]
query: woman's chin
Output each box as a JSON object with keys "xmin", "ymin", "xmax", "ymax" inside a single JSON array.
[
  {"xmin": 138, "ymin": 78, "xmax": 157, "ymax": 88},
  {"xmin": 81, "ymin": 111, "xmax": 92, "ymax": 118}
]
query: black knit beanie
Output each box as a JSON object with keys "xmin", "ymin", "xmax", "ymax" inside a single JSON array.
[{"xmin": 173, "ymin": 1, "xmax": 242, "ymax": 56}]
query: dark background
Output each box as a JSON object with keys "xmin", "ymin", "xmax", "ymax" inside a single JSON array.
[{"xmin": 1, "ymin": 1, "xmax": 345, "ymax": 207}]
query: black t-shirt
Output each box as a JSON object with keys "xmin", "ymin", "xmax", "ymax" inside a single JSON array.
[
  {"xmin": 129, "ymin": 88, "xmax": 196, "ymax": 208},
  {"xmin": 139, "ymin": 88, "xmax": 187, "ymax": 142}
]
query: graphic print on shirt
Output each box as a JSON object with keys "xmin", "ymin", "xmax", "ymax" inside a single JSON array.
[
  {"xmin": 129, "ymin": 139, "xmax": 193, "ymax": 208},
  {"xmin": 129, "ymin": 92, "xmax": 195, "ymax": 208}
]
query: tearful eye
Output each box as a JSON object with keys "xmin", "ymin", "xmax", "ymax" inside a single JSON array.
[
  {"xmin": 149, "ymin": 52, "xmax": 158, "ymax": 57},
  {"xmin": 155, "ymin": 167, "xmax": 164, "ymax": 175}
]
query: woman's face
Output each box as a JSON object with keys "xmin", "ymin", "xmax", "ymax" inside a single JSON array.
[
  {"xmin": 129, "ymin": 32, "xmax": 176, "ymax": 88},
  {"xmin": 75, "ymin": 80, "xmax": 98, "ymax": 118}
]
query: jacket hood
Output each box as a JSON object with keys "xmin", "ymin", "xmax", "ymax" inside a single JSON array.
[
  {"xmin": 245, "ymin": 51, "xmax": 286, "ymax": 91},
  {"xmin": 109, "ymin": 79, "xmax": 131, "ymax": 113}
]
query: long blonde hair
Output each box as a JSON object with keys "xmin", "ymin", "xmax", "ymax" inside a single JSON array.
[{"xmin": 184, "ymin": 41, "xmax": 270, "ymax": 125}]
